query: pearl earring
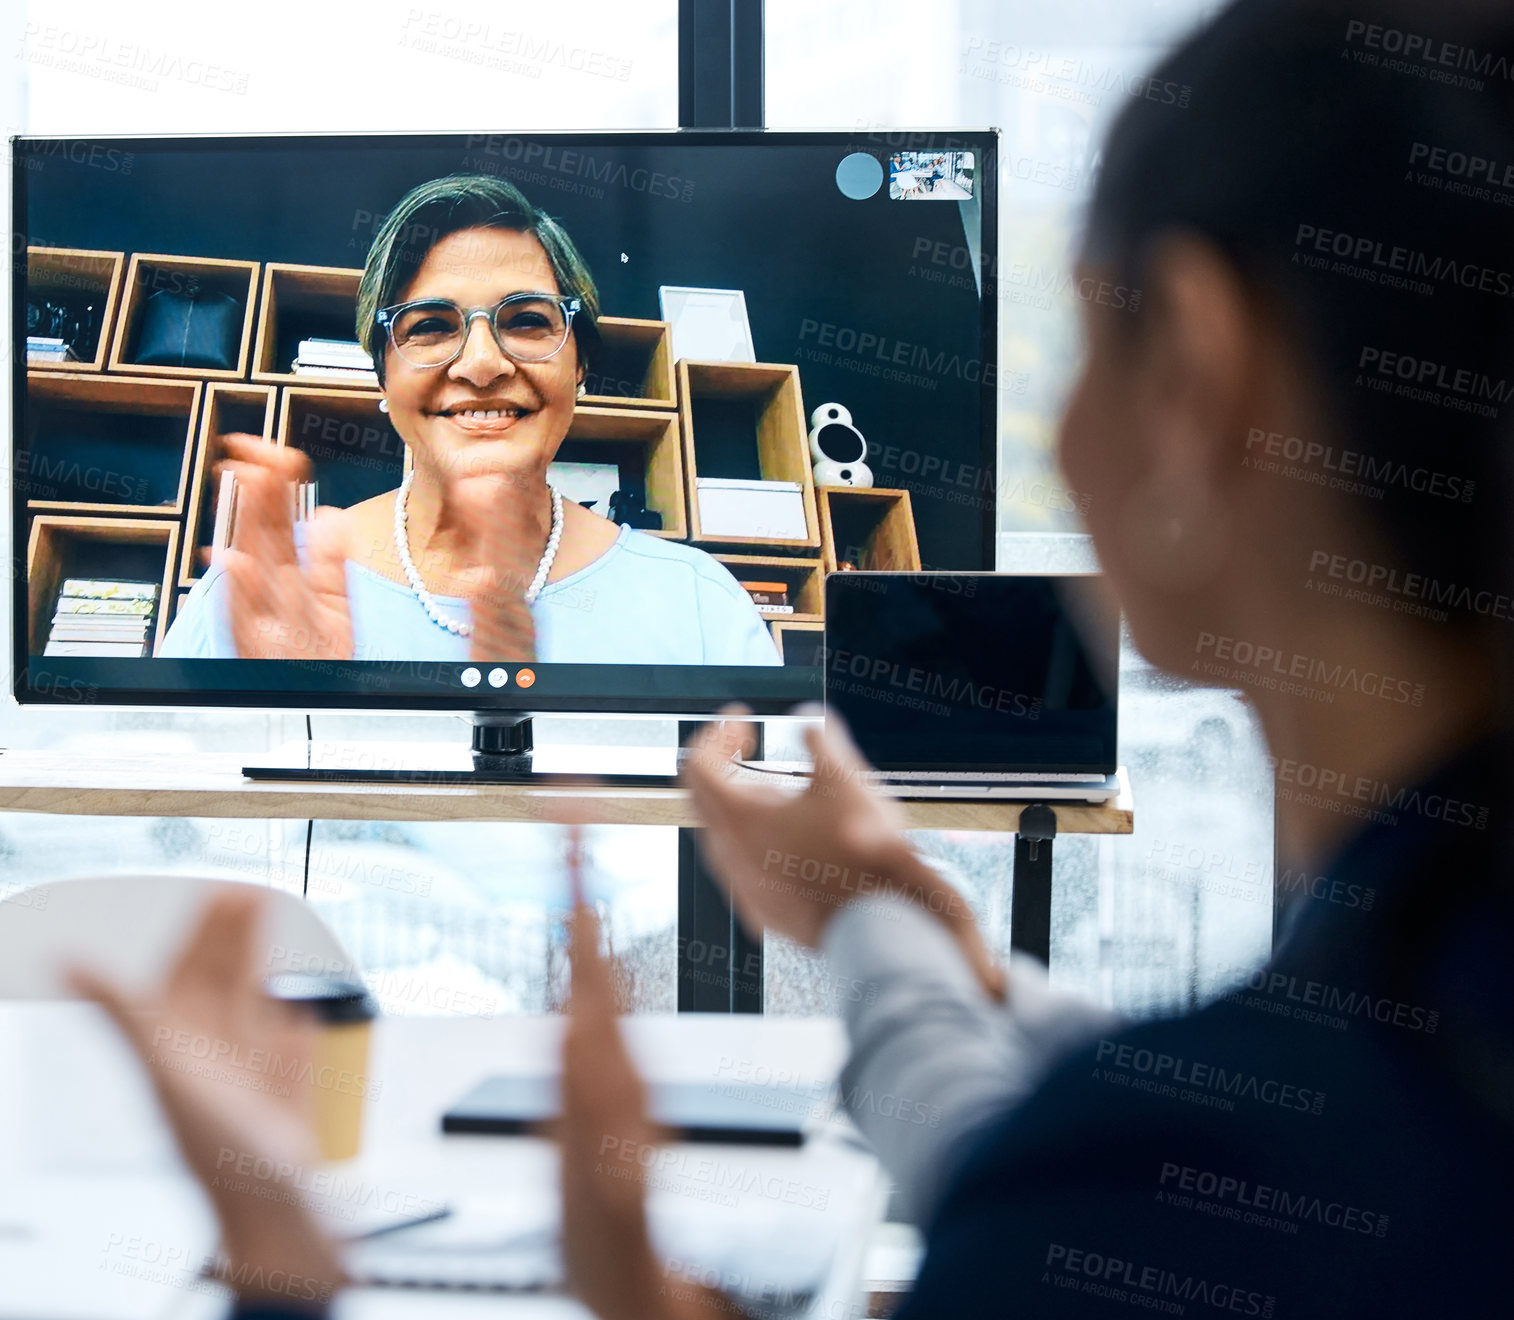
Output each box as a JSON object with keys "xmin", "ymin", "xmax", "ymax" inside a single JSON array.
[
  {"xmin": 576, "ymin": 381, "xmax": 587, "ymax": 399},
  {"xmin": 378, "ymin": 398, "xmax": 389, "ymax": 413}
]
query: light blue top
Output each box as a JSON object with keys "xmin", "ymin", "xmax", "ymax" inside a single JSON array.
[{"xmin": 160, "ymin": 522, "xmax": 783, "ymax": 666}]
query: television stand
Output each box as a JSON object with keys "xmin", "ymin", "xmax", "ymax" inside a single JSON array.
[
  {"xmin": 240, "ymin": 713, "xmax": 686, "ymax": 786},
  {"xmin": 471, "ymin": 712, "xmax": 536, "ymax": 778}
]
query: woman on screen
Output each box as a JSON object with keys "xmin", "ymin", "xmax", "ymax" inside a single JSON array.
[{"xmin": 159, "ymin": 174, "xmax": 780, "ymax": 666}]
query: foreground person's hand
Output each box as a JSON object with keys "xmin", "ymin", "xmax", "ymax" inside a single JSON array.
[
  {"xmin": 219, "ymin": 434, "xmax": 355, "ymax": 661},
  {"xmin": 69, "ymin": 889, "xmax": 345, "ymax": 1311},
  {"xmin": 683, "ymin": 708, "xmax": 1006, "ymax": 1001},
  {"xmin": 559, "ymin": 827, "xmax": 735, "ymax": 1320}
]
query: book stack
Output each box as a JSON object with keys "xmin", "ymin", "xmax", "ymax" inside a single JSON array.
[
  {"xmin": 291, "ymin": 337, "xmax": 377, "ymax": 382},
  {"xmin": 740, "ymin": 580, "xmax": 793, "ymax": 615},
  {"xmin": 43, "ymin": 578, "xmax": 160, "ymax": 657},
  {"xmin": 27, "ymin": 335, "xmax": 79, "ymax": 363},
  {"xmin": 211, "ymin": 473, "xmax": 318, "ymax": 551},
  {"xmin": 212, "ymin": 470, "xmax": 240, "ymax": 551}
]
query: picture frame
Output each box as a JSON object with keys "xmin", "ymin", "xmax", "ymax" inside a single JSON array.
[{"xmin": 657, "ymin": 286, "xmax": 756, "ymax": 363}]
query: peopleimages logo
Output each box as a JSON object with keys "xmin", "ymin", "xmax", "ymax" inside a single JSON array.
[
  {"xmin": 211, "ymin": 1149, "xmax": 440, "ymax": 1223},
  {"xmin": 1276, "ymin": 865, "xmax": 1376, "ymax": 912},
  {"xmin": 22, "ymin": 138, "xmax": 135, "ymax": 173},
  {"xmin": 0, "ymin": 883, "xmax": 49, "ymax": 911},
  {"xmin": 1267, "ymin": 754, "xmax": 1489, "ymax": 830},
  {"xmin": 1193, "ymin": 631, "xmax": 1425, "ymax": 706},
  {"xmin": 1358, "ymin": 346, "xmax": 1514, "ymax": 405},
  {"xmin": 1223, "ymin": 966, "xmax": 1440, "ymax": 1035},
  {"xmin": 959, "ymin": 39, "xmax": 1192, "ymax": 110},
  {"xmin": 1043, "ymin": 1243, "xmax": 1274, "ymax": 1316},
  {"xmin": 1308, "ymin": 549, "xmax": 1514, "ymax": 624},
  {"xmin": 597, "ymin": 1137, "xmax": 832, "ymax": 1211},
  {"xmin": 797, "ymin": 319, "xmax": 997, "ymax": 385},
  {"xmin": 463, "ymin": 135, "xmax": 690, "ymax": 199},
  {"xmin": 827, "ymin": 648, "xmax": 1042, "ymax": 718},
  {"xmin": 1243, "ymin": 427, "xmax": 1474, "ymax": 503},
  {"xmin": 1409, "ymin": 142, "xmax": 1514, "ymax": 190},
  {"xmin": 1344, "ymin": 18, "xmax": 1514, "ymax": 86},
  {"xmin": 12, "ymin": 448, "xmax": 151, "ymax": 503},
  {"xmin": 1093, "ymin": 1039, "xmax": 1326, "ymax": 1115},
  {"xmin": 1157, "ymin": 1162, "xmax": 1391, "ymax": 1238},
  {"xmin": 1294, "ymin": 223, "xmax": 1514, "ymax": 301}
]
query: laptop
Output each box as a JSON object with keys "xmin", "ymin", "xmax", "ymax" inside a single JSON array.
[{"xmin": 751, "ymin": 572, "xmax": 1122, "ymax": 802}]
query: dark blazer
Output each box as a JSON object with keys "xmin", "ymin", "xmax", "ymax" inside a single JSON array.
[{"xmin": 902, "ymin": 728, "xmax": 1514, "ymax": 1317}]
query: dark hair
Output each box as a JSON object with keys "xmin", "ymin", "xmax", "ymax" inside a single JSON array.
[
  {"xmin": 1088, "ymin": 0, "xmax": 1514, "ymax": 1119},
  {"xmin": 1087, "ymin": 0, "xmax": 1514, "ymax": 642},
  {"xmin": 355, "ymin": 173, "xmax": 601, "ymax": 386}
]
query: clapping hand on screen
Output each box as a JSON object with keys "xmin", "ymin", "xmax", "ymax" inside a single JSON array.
[
  {"xmin": 558, "ymin": 824, "xmax": 737, "ymax": 1320},
  {"xmin": 68, "ymin": 890, "xmax": 346, "ymax": 1309},
  {"xmin": 218, "ymin": 434, "xmax": 356, "ymax": 660},
  {"xmin": 683, "ymin": 708, "xmax": 1007, "ymax": 1001},
  {"xmin": 443, "ymin": 469, "xmax": 541, "ymax": 664}
]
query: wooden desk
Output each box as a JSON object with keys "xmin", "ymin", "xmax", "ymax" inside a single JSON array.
[
  {"xmin": 0, "ymin": 748, "xmax": 1134, "ymax": 989},
  {"xmin": 0, "ymin": 748, "xmax": 1132, "ymax": 833}
]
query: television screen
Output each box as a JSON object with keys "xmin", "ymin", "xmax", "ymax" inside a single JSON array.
[{"xmin": 11, "ymin": 130, "xmax": 998, "ymax": 713}]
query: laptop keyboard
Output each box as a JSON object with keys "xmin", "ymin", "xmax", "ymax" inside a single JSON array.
[
  {"xmin": 876, "ymin": 770, "xmax": 1104, "ymax": 783},
  {"xmin": 738, "ymin": 761, "xmax": 1103, "ymax": 784}
]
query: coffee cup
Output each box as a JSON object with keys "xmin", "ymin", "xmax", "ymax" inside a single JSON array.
[{"xmin": 266, "ymin": 973, "xmax": 378, "ymax": 1161}]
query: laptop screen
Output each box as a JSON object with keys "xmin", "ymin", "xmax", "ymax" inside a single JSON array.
[{"xmin": 823, "ymin": 573, "xmax": 1119, "ymax": 773}]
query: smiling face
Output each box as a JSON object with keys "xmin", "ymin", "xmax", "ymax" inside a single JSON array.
[{"xmin": 380, "ymin": 226, "xmax": 583, "ymax": 487}]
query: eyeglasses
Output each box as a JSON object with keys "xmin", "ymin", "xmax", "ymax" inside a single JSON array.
[{"xmin": 376, "ymin": 292, "xmax": 582, "ymax": 369}]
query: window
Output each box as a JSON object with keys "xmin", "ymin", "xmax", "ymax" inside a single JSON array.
[
  {"xmin": 765, "ymin": 0, "xmax": 1273, "ymax": 1015},
  {"xmin": 1, "ymin": 0, "xmax": 1272, "ymax": 1022},
  {"xmin": 15, "ymin": 0, "xmax": 677, "ymax": 135},
  {"xmin": 1, "ymin": 0, "xmax": 683, "ymax": 1014}
]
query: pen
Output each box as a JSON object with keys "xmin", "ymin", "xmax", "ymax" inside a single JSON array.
[
  {"xmin": 193, "ymin": 1203, "xmax": 458, "ymax": 1283},
  {"xmin": 344, "ymin": 1205, "xmax": 454, "ymax": 1242},
  {"xmin": 565, "ymin": 820, "xmax": 586, "ymax": 909}
]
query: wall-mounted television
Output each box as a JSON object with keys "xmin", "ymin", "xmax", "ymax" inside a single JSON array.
[{"xmin": 11, "ymin": 129, "xmax": 998, "ymax": 719}]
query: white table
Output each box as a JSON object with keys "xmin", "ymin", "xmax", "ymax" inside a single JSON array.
[{"xmin": 0, "ymin": 1008, "xmax": 884, "ymax": 1320}]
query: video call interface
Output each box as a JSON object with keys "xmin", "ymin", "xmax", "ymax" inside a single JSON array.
[{"xmin": 12, "ymin": 131, "xmax": 996, "ymax": 707}]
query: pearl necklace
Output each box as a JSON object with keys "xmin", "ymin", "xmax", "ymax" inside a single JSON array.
[{"xmin": 393, "ymin": 470, "xmax": 563, "ymax": 638}]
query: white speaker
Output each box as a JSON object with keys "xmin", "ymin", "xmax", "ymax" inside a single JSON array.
[{"xmin": 808, "ymin": 402, "xmax": 874, "ymax": 488}]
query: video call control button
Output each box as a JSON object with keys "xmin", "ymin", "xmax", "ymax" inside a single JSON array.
[{"xmin": 460, "ymin": 667, "xmax": 481, "ymax": 688}]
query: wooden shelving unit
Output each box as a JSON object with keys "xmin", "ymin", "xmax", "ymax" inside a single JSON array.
[
  {"xmin": 817, "ymin": 486, "xmax": 921, "ymax": 574},
  {"xmin": 24, "ymin": 247, "xmax": 126, "ymax": 373},
  {"xmin": 109, "ymin": 253, "xmax": 260, "ymax": 381},
  {"xmin": 677, "ymin": 361, "xmax": 820, "ymax": 549},
  {"xmin": 251, "ymin": 263, "xmax": 373, "ymax": 389},
  {"xmin": 179, "ymin": 383, "xmax": 277, "ymax": 587},
  {"xmin": 581, "ymin": 318, "xmax": 677, "ymax": 409},
  {"xmin": 21, "ymin": 371, "xmax": 201, "ymax": 518},
  {"xmin": 560, "ymin": 405, "xmax": 686, "ymax": 539},
  {"xmin": 276, "ymin": 387, "xmax": 408, "ymax": 510},
  {"xmin": 770, "ymin": 619, "xmax": 824, "ymax": 666},
  {"xmin": 714, "ymin": 553, "xmax": 824, "ymax": 623},
  {"xmin": 19, "ymin": 243, "xmax": 934, "ymax": 658},
  {"xmin": 26, "ymin": 516, "xmax": 181, "ymax": 657}
]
